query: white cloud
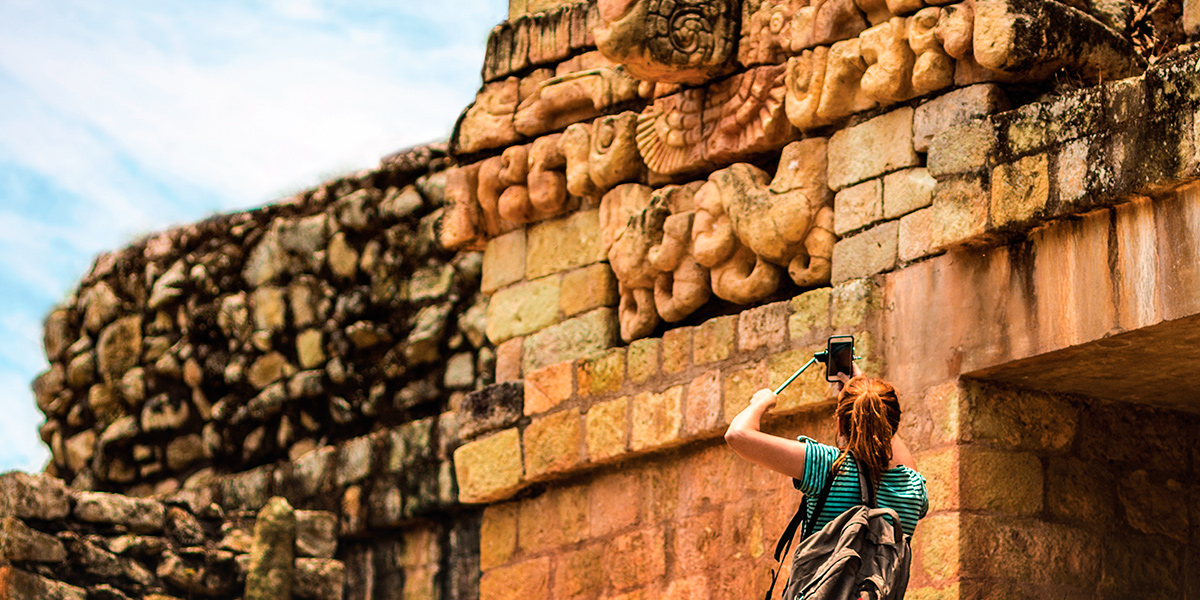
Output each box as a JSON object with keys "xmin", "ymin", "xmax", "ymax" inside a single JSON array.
[{"xmin": 0, "ymin": 0, "xmax": 508, "ymax": 473}]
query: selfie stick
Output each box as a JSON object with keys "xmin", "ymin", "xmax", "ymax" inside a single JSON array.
[{"xmin": 773, "ymin": 351, "xmax": 826, "ymax": 395}]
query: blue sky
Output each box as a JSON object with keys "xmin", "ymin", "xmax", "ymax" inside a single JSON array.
[{"xmin": 0, "ymin": 0, "xmax": 508, "ymax": 473}]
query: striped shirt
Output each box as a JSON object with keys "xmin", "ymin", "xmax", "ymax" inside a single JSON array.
[{"xmin": 795, "ymin": 436, "xmax": 929, "ymax": 539}]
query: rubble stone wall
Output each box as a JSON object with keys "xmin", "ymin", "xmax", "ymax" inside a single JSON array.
[{"xmin": 0, "ymin": 472, "xmax": 343, "ymax": 600}]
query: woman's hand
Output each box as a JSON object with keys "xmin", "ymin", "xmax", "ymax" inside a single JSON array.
[{"xmin": 749, "ymin": 388, "xmax": 777, "ymax": 412}]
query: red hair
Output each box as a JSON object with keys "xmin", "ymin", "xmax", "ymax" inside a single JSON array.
[{"xmin": 832, "ymin": 376, "xmax": 902, "ymax": 491}]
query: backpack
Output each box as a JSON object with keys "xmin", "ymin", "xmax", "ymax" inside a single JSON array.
[{"xmin": 764, "ymin": 462, "xmax": 912, "ymax": 600}]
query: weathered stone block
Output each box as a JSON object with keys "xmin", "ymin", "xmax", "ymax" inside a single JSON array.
[
  {"xmin": 991, "ymin": 153, "xmax": 1050, "ymax": 229},
  {"xmin": 97, "ymin": 315, "xmax": 142, "ymax": 384},
  {"xmin": 766, "ymin": 347, "xmax": 826, "ymax": 412},
  {"xmin": 526, "ymin": 209, "xmax": 606, "ymax": 279},
  {"xmin": 1053, "ymin": 136, "xmax": 1094, "ymax": 207},
  {"xmin": 553, "ymin": 544, "xmax": 607, "ymax": 599},
  {"xmin": 479, "ymin": 557, "xmax": 550, "ymax": 600},
  {"xmin": 459, "ymin": 382, "xmax": 525, "ymax": 442},
  {"xmin": 0, "ymin": 566, "xmax": 86, "ymax": 600},
  {"xmin": 75, "ymin": 492, "xmax": 164, "ymax": 533},
  {"xmin": 482, "ymin": 229, "xmax": 527, "ymax": 294},
  {"xmin": 828, "ymin": 108, "xmax": 920, "ymax": 190},
  {"xmin": 960, "ymin": 447, "xmax": 1043, "ymax": 515},
  {"xmin": 831, "ymin": 221, "xmax": 899, "ymax": 283},
  {"xmin": 722, "ymin": 362, "xmax": 767, "ymax": 423},
  {"xmin": 1118, "ymin": 470, "xmax": 1189, "ymax": 542},
  {"xmin": 927, "ymin": 119, "xmax": 997, "ymax": 178},
  {"xmin": 522, "ymin": 308, "xmax": 619, "ymax": 373},
  {"xmin": 929, "ymin": 176, "xmax": 990, "ymax": 250},
  {"xmin": 1045, "ymin": 457, "xmax": 1116, "ymax": 525},
  {"xmin": 495, "ymin": 337, "xmax": 524, "ymax": 382},
  {"xmin": 626, "ymin": 337, "xmax": 660, "ymax": 384},
  {"xmin": 737, "ymin": 301, "xmax": 788, "ymax": 353},
  {"xmin": 605, "ymin": 528, "xmax": 667, "ymax": 590},
  {"xmin": 694, "ymin": 316, "xmax": 736, "ymax": 364},
  {"xmin": 455, "ymin": 428, "xmax": 524, "ymax": 503},
  {"xmin": 524, "ymin": 361, "xmax": 574, "ymax": 415},
  {"xmin": 831, "ymin": 279, "xmax": 879, "ymax": 330},
  {"xmin": 630, "ymin": 386, "xmax": 684, "ymax": 452},
  {"xmin": 912, "ymin": 514, "xmax": 960, "ymax": 582},
  {"xmin": 524, "ymin": 409, "xmax": 583, "ymax": 478},
  {"xmin": 294, "ymin": 558, "xmax": 345, "ymax": 600},
  {"xmin": 480, "ymin": 503, "xmax": 518, "ymax": 572},
  {"xmin": 789, "ymin": 288, "xmax": 832, "ymax": 342},
  {"xmin": 834, "ymin": 179, "xmax": 884, "ymax": 236},
  {"xmin": 585, "ymin": 396, "xmax": 628, "ymax": 462},
  {"xmin": 961, "ymin": 515, "xmax": 1099, "ymax": 587},
  {"xmin": 883, "ymin": 167, "xmax": 936, "ymax": 220},
  {"xmin": 486, "ymin": 276, "xmax": 562, "ymax": 344},
  {"xmin": 0, "ymin": 516, "xmax": 66, "ymax": 562},
  {"xmin": 684, "ymin": 370, "xmax": 722, "ymax": 436},
  {"xmin": 296, "ymin": 511, "xmax": 337, "ymax": 559},
  {"xmin": 576, "ymin": 348, "xmax": 625, "ymax": 397},
  {"xmin": 246, "ymin": 497, "xmax": 296, "ymax": 600},
  {"xmin": 662, "ymin": 327, "xmax": 693, "ymax": 374},
  {"xmin": 913, "ymin": 84, "xmax": 1010, "ymax": 153},
  {"xmin": 898, "ymin": 207, "xmax": 935, "ymax": 262},
  {"xmin": 962, "ymin": 382, "xmax": 1078, "ymax": 452},
  {"xmin": 560, "ymin": 263, "xmax": 618, "ymax": 316}
]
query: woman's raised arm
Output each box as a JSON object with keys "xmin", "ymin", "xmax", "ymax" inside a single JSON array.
[{"xmin": 724, "ymin": 388, "xmax": 809, "ymax": 481}]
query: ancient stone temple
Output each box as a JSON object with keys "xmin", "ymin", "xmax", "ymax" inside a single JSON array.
[{"xmin": 7, "ymin": 0, "xmax": 1200, "ymax": 598}]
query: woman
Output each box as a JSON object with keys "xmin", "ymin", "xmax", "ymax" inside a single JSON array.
[{"xmin": 724, "ymin": 365, "xmax": 928, "ymax": 539}]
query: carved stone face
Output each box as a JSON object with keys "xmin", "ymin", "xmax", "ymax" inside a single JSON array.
[{"xmin": 595, "ymin": 0, "xmax": 738, "ymax": 85}]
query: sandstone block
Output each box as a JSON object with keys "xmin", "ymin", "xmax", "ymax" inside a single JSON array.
[
  {"xmin": 626, "ymin": 337, "xmax": 660, "ymax": 383},
  {"xmin": 960, "ymin": 515, "xmax": 1099, "ymax": 587},
  {"xmin": 165, "ymin": 434, "xmax": 204, "ymax": 471},
  {"xmin": 526, "ymin": 209, "xmax": 606, "ymax": 279},
  {"xmin": 828, "ymin": 107, "xmax": 920, "ymax": 190},
  {"xmin": 576, "ymin": 348, "xmax": 625, "ymax": 397},
  {"xmin": 684, "ymin": 370, "xmax": 722, "ymax": 436},
  {"xmin": 1045, "ymin": 457, "xmax": 1116, "ymax": 525},
  {"xmin": 606, "ymin": 528, "xmax": 667, "ymax": 591},
  {"xmin": 767, "ymin": 347, "xmax": 827, "ymax": 412},
  {"xmin": 0, "ymin": 566, "xmax": 87, "ymax": 600},
  {"xmin": 737, "ymin": 301, "xmax": 788, "ymax": 353},
  {"xmin": 898, "ymin": 207, "xmax": 935, "ymax": 262},
  {"xmin": 524, "ymin": 361, "xmax": 574, "ymax": 415},
  {"xmin": 554, "ymin": 544, "xmax": 607, "ymax": 600},
  {"xmin": 65, "ymin": 429, "xmax": 96, "ymax": 473},
  {"xmin": 0, "ymin": 472, "xmax": 69, "ymax": 520},
  {"xmin": 834, "ymin": 179, "xmax": 884, "ymax": 236},
  {"xmin": 560, "ymin": 263, "xmax": 618, "ymax": 316},
  {"xmin": 991, "ymin": 153, "xmax": 1050, "ymax": 229},
  {"xmin": 524, "ymin": 409, "xmax": 583, "ymax": 478},
  {"xmin": 587, "ymin": 470, "xmax": 643, "ymax": 538},
  {"xmin": 962, "ymin": 382, "xmax": 1078, "ymax": 452},
  {"xmin": 830, "ymin": 221, "xmax": 899, "ymax": 283},
  {"xmin": 480, "ymin": 503, "xmax": 518, "ymax": 571},
  {"xmin": 960, "ymin": 447, "xmax": 1043, "ymax": 515},
  {"xmin": 522, "ymin": 308, "xmax": 619, "ymax": 373},
  {"xmin": 250, "ymin": 286, "xmax": 287, "ymax": 333},
  {"xmin": 722, "ymin": 362, "xmax": 767, "ymax": 423},
  {"xmin": 883, "ymin": 167, "xmax": 936, "ymax": 219},
  {"xmin": 97, "ymin": 315, "xmax": 142, "ymax": 383},
  {"xmin": 0, "ymin": 516, "xmax": 66, "ymax": 562},
  {"xmin": 694, "ymin": 316, "xmax": 736, "ymax": 365},
  {"xmin": 1054, "ymin": 136, "xmax": 1093, "ymax": 206},
  {"xmin": 455, "ymin": 428, "xmax": 524, "ymax": 503},
  {"xmin": 927, "ymin": 119, "xmax": 997, "ymax": 178},
  {"xmin": 585, "ymin": 397, "xmax": 629, "ymax": 462},
  {"xmin": 913, "ymin": 84, "xmax": 1010, "ymax": 153},
  {"xmin": 485, "ymin": 277, "xmax": 562, "ymax": 344},
  {"xmin": 246, "ymin": 497, "xmax": 296, "ymax": 600},
  {"xmin": 789, "ymin": 288, "xmax": 832, "ymax": 342},
  {"xmin": 482, "ymin": 229, "xmax": 527, "ymax": 294},
  {"xmin": 295, "ymin": 329, "xmax": 325, "ymax": 369},
  {"xmin": 453, "ymin": 79, "xmax": 520, "ymax": 155},
  {"xmin": 912, "ymin": 514, "xmax": 960, "ymax": 582},
  {"xmin": 495, "ymin": 337, "xmax": 524, "ymax": 382},
  {"xmin": 831, "ymin": 278, "xmax": 879, "ymax": 330},
  {"xmin": 928, "ymin": 176, "xmax": 990, "ymax": 250},
  {"xmin": 459, "ymin": 382, "xmax": 525, "ymax": 442},
  {"xmin": 75, "ymin": 491, "xmax": 165, "ymax": 533},
  {"xmin": 631, "ymin": 386, "xmax": 684, "ymax": 452},
  {"xmin": 1118, "ymin": 470, "xmax": 1188, "ymax": 542},
  {"xmin": 1188, "ymin": 0, "xmax": 1200, "ymax": 35},
  {"xmin": 479, "ymin": 557, "xmax": 550, "ymax": 600},
  {"xmin": 327, "ymin": 232, "xmax": 358, "ymax": 280},
  {"xmin": 661, "ymin": 327, "xmax": 693, "ymax": 374}
]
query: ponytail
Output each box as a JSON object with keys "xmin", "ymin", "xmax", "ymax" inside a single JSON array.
[{"xmin": 832, "ymin": 377, "xmax": 902, "ymax": 492}]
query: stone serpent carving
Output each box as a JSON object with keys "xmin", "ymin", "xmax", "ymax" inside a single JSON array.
[{"xmin": 595, "ymin": 0, "xmax": 739, "ymax": 84}]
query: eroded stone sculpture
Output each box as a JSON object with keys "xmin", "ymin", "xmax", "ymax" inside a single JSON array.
[
  {"xmin": 595, "ymin": 0, "xmax": 739, "ymax": 84},
  {"xmin": 513, "ymin": 64, "xmax": 641, "ymax": 136},
  {"xmin": 562, "ymin": 112, "xmax": 645, "ymax": 198}
]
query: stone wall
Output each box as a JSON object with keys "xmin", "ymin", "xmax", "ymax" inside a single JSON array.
[{"xmin": 0, "ymin": 472, "xmax": 343, "ymax": 600}]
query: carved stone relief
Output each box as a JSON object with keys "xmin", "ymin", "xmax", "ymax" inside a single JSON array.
[
  {"xmin": 513, "ymin": 61, "xmax": 642, "ymax": 137},
  {"xmin": 599, "ymin": 139, "xmax": 834, "ymax": 342},
  {"xmin": 595, "ymin": 0, "xmax": 739, "ymax": 84}
]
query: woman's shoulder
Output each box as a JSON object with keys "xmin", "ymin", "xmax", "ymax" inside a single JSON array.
[{"xmin": 882, "ymin": 464, "xmax": 928, "ymax": 489}]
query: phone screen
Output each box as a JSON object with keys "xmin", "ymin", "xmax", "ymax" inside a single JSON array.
[{"xmin": 826, "ymin": 336, "xmax": 854, "ymax": 381}]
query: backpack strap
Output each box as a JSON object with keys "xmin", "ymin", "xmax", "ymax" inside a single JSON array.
[{"xmin": 763, "ymin": 473, "xmax": 834, "ymax": 600}]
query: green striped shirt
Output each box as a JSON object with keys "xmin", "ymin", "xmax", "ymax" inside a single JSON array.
[{"xmin": 796, "ymin": 436, "xmax": 929, "ymax": 538}]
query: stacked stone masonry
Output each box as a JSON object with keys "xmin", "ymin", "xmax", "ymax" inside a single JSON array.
[
  {"xmin": 0, "ymin": 472, "xmax": 343, "ymax": 600},
  {"xmin": 15, "ymin": 0, "xmax": 1200, "ymax": 599}
]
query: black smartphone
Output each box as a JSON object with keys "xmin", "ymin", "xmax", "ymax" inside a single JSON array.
[{"xmin": 825, "ymin": 335, "xmax": 855, "ymax": 382}]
